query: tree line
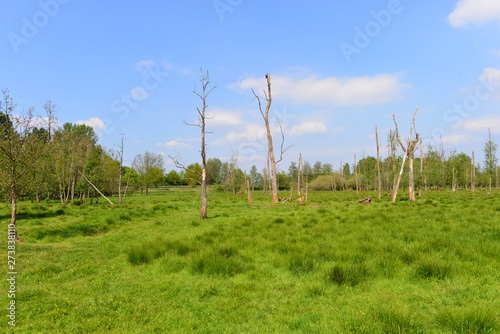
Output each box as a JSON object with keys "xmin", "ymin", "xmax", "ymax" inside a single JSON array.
[{"xmin": 1, "ymin": 82, "xmax": 498, "ymax": 233}]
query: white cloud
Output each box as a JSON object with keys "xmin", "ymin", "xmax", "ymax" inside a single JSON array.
[
  {"xmin": 449, "ymin": 0, "xmax": 500, "ymax": 27},
  {"xmin": 479, "ymin": 67, "xmax": 500, "ymax": 83},
  {"xmin": 290, "ymin": 121, "xmax": 327, "ymax": 136},
  {"xmin": 76, "ymin": 117, "xmax": 107, "ymax": 131},
  {"xmin": 456, "ymin": 114, "xmax": 500, "ymax": 134},
  {"xmin": 206, "ymin": 108, "xmax": 244, "ymax": 127},
  {"xmin": 231, "ymin": 73, "xmax": 410, "ymax": 106},
  {"xmin": 227, "ymin": 123, "xmax": 267, "ymax": 142},
  {"xmin": 441, "ymin": 134, "xmax": 469, "ymax": 144},
  {"xmin": 157, "ymin": 140, "xmax": 192, "ymax": 149},
  {"xmin": 130, "ymin": 139, "xmax": 142, "ymax": 144}
]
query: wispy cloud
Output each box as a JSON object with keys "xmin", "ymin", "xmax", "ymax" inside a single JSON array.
[
  {"xmin": 206, "ymin": 108, "xmax": 244, "ymax": 127},
  {"xmin": 456, "ymin": 114, "xmax": 500, "ymax": 134},
  {"xmin": 231, "ymin": 72, "xmax": 410, "ymax": 106},
  {"xmin": 441, "ymin": 133, "xmax": 469, "ymax": 144},
  {"xmin": 156, "ymin": 140, "xmax": 192, "ymax": 149},
  {"xmin": 449, "ymin": 0, "xmax": 500, "ymax": 27},
  {"xmin": 290, "ymin": 121, "xmax": 327, "ymax": 136}
]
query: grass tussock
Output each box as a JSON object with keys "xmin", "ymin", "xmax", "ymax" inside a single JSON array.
[
  {"xmin": 436, "ymin": 307, "xmax": 498, "ymax": 334},
  {"xmin": 326, "ymin": 263, "xmax": 369, "ymax": 286}
]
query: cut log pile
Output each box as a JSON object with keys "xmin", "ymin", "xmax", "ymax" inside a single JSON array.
[{"xmin": 357, "ymin": 196, "xmax": 372, "ymax": 204}]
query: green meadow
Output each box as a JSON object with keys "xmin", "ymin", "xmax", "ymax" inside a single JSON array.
[{"xmin": 1, "ymin": 189, "xmax": 500, "ymax": 333}]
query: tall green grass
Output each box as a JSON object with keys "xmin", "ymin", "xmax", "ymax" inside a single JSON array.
[{"xmin": 1, "ymin": 188, "xmax": 499, "ymax": 332}]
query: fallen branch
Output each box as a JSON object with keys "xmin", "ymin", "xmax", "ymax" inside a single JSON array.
[{"xmin": 357, "ymin": 196, "xmax": 372, "ymax": 204}]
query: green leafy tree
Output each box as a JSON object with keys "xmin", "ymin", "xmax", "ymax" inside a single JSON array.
[
  {"xmin": 0, "ymin": 90, "xmax": 54, "ymax": 238},
  {"xmin": 483, "ymin": 130, "xmax": 498, "ymax": 190},
  {"xmin": 132, "ymin": 151, "xmax": 164, "ymax": 195}
]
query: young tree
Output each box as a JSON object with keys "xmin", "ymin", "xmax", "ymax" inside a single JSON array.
[
  {"xmin": 170, "ymin": 69, "xmax": 215, "ymax": 219},
  {"xmin": 483, "ymin": 129, "xmax": 498, "ymax": 191},
  {"xmin": 133, "ymin": 151, "xmax": 164, "ymax": 195},
  {"xmin": 0, "ymin": 90, "xmax": 55, "ymax": 239},
  {"xmin": 252, "ymin": 73, "xmax": 292, "ymax": 203}
]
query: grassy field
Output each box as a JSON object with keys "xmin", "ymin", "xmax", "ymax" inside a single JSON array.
[{"xmin": 1, "ymin": 188, "xmax": 500, "ymax": 333}]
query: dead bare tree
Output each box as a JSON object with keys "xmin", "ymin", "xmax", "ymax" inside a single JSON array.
[
  {"xmin": 392, "ymin": 107, "xmax": 418, "ymax": 203},
  {"xmin": 376, "ymin": 126, "xmax": 381, "ymax": 200},
  {"xmin": 354, "ymin": 153, "xmax": 359, "ymax": 195},
  {"xmin": 297, "ymin": 153, "xmax": 302, "ymax": 195},
  {"xmin": 472, "ymin": 150, "xmax": 476, "ymax": 192},
  {"xmin": 252, "ymin": 73, "xmax": 293, "ymax": 203},
  {"xmin": 170, "ymin": 69, "xmax": 215, "ymax": 219},
  {"xmin": 116, "ymin": 132, "xmax": 125, "ymax": 204}
]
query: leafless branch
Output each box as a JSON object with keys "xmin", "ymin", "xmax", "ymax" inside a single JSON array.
[
  {"xmin": 169, "ymin": 155, "xmax": 202, "ymax": 177},
  {"xmin": 275, "ymin": 117, "xmax": 294, "ymax": 163}
]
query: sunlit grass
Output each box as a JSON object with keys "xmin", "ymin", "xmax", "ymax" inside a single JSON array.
[{"xmin": 0, "ymin": 188, "xmax": 499, "ymax": 332}]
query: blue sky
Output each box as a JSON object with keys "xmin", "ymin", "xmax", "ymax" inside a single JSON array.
[{"xmin": 1, "ymin": 0, "xmax": 500, "ymax": 172}]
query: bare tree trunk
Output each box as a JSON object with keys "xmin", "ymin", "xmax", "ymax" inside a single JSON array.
[
  {"xmin": 123, "ymin": 169, "xmax": 131, "ymax": 201},
  {"xmin": 472, "ymin": 150, "xmax": 476, "ymax": 192},
  {"xmin": 247, "ymin": 180, "xmax": 252, "ymax": 204},
  {"xmin": 408, "ymin": 152, "xmax": 415, "ymax": 199},
  {"xmin": 267, "ymin": 156, "xmax": 271, "ymax": 197},
  {"xmin": 297, "ymin": 153, "xmax": 302, "ymax": 195},
  {"xmin": 355, "ymin": 153, "xmax": 359, "ymax": 195},
  {"xmin": 306, "ymin": 182, "xmax": 308, "ymax": 203},
  {"xmin": 392, "ymin": 107, "xmax": 418, "ymax": 203},
  {"xmin": 376, "ymin": 126, "xmax": 381, "ymax": 200},
  {"xmin": 263, "ymin": 168, "xmax": 267, "ymax": 194},
  {"xmin": 118, "ymin": 133, "xmax": 124, "ymax": 204},
  {"xmin": 78, "ymin": 171, "xmax": 114, "ymax": 205},
  {"xmin": 394, "ymin": 108, "xmax": 419, "ymax": 202},
  {"xmin": 253, "ymin": 74, "xmax": 292, "ymax": 203}
]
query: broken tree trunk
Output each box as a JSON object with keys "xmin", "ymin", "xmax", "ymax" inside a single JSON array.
[
  {"xmin": 376, "ymin": 126, "xmax": 381, "ymax": 200},
  {"xmin": 392, "ymin": 107, "xmax": 418, "ymax": 203},
  {"xmin": 357, "ymin": 196, "xmax": 372, "ymax": 204},
  {"xmin": 78, "ymin": 170, "xmax": 114, "ymax": 205}
]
